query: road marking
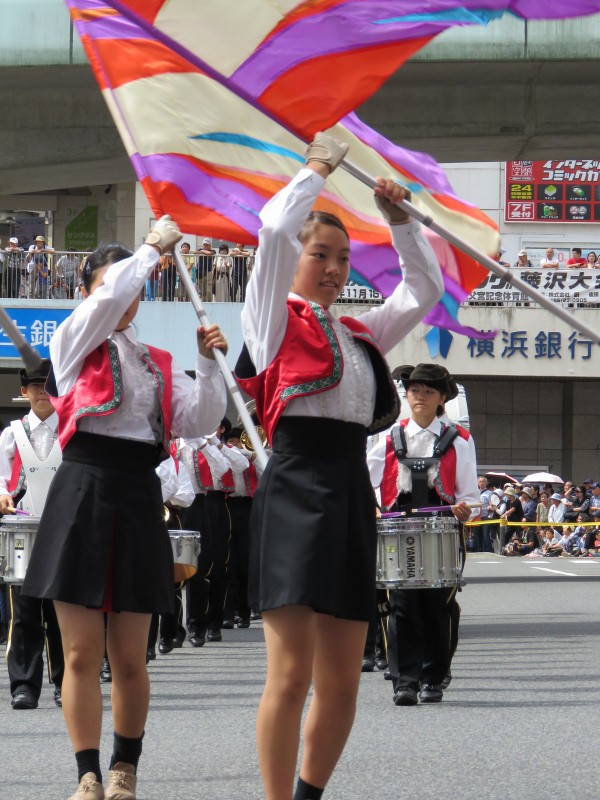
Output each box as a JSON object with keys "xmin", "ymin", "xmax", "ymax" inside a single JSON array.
[
  {"xmin": 475, "ymin": 561, "xmax": 501, "ymax": 564},
  {"xmin": 530, "ymin": 566, "xmax": 577, "ymax": 576}
]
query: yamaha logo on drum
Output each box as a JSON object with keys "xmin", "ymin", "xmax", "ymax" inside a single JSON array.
[
  {"xmin": 14, "ymin": 538, "xmax": 25, "ymax": 550},
  {"xmin": 405, "ymin": 536, "xmax": 416, "ymax": 578}
]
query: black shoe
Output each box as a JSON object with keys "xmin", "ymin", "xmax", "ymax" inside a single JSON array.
[
  {"xmin": 393, "ymin": 687, "xmax": 418, "ymax": 707},
  {"xmin": 383, "ymin": 669, "xmax": 393, "ymax": 681},
  {"xmin": 146, "ymin": 647, "xmax": 156, "ymax": 663},
  {"xmin": 362, "ymin": 655, "xmax": 375, "ymax": 672},
  {"xmin": 53, "ymin": 687, "xmax": 62, "ymax": 708},
  {"xmin": 250, "ymin": 610, "xmax": 262, "ymax": 621},
  {"xmin": 419, "ymin": 684, "xmax": 443, "ymax": 703},
  {"xmin": 189, "ymin": 634, "xmax": 206, "ymax": 647},
  {"xmin": 222, "ymin": 619, "xmax": 235, "ymax": 629},
  {"xmin": 237, "ymin": 618, "xmax": 250, "ymax": 629},
  {"xmin": 440, "ymin": 671, "xmax": 452, "ymax": 690},
  {"xmin": 100, "ymin": 658, "xmax": 112, "ymax": 683},
  {"xmin": 158, "ymin": 639, "xmax": 174, "ymax": 655},
  {"xmin": 206, "ymin": 629, "xmax": 222, "ymax": 642},
  {"xmin": 172, "ymin": 635, "xmax": 184, "ymax": 647},
  {"xmin": 375, "ymin": 657, "xmax": 388, "ymax": 671},
  {"xmin": 11, "ymin": 688, "xmax": 38, "ymax": 710}
]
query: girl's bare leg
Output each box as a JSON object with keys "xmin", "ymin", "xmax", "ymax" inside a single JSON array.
[
  {"xmin": 257, "ymin": 606, "xmax": 316, "ymax": 800},
  {"xmin": 299, "ymin": 615, "xmax": 368, "ymax": 790},
  {"xmin": 106, "ymin": 611, "xmax": 152, "ymax": 738},
  {"xmin": 53, "ymin": 602, "xmax": 105, "ymax": 751}
]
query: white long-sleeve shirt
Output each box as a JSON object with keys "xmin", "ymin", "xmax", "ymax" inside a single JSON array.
[
  {"xmin": 179, "ymin": 438, "xmax": 231, "ymax": 495},
  {"xmin": 0, "ymin": 410, "xmax": 58, "ymax": 495},
  {"xmin": 156, "ymin": 456, "xmax": 195, "ymax": 507},
  {"xmin": 50, "ymin": 244, "xmax": 226, "ymax": 442},
  {"xmin": 367, "ymin": 417, "xmax": 480, "ymax": 520},
  {"xmin": 241, "ymin": 168, "xmax": 444, "ymax": 425}
]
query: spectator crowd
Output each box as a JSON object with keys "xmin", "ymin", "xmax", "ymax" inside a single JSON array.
[{"xmin": 472, "ymin": 477, "xmax": 600, "ymax": 557}]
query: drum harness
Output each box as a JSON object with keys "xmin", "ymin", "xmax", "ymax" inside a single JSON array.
[{"xmin": 390, "ymin": 423, "xmax": 459, "ymax": 512}]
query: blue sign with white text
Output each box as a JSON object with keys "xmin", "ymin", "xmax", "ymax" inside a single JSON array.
[{"xmin": 0, "ymin": 308, "xmax": 72, "ymax": 359}]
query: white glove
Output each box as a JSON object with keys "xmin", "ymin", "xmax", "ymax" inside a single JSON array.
[
  {"xmin": 144, "ymin": 215, "xmax": 182, "ymax": 254},
  {"xmin": 305, "ymin": 132, "xmax": 349, "ymax": 172},
  {"xmin": 208, "ymin": 434, "xmax": 221, "ymax": 447}
]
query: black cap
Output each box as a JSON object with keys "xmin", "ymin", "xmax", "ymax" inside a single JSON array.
[
  {"xmin": 224, "ymin": 426, "xmax": 243, "ymax": 442},
  {"xmin": 19, "ymin": 359, "xmax": 51, "ymax": 387},
  {"xmin": 399, "ymin": 363, "xmax": 458, "ymax": 401}
]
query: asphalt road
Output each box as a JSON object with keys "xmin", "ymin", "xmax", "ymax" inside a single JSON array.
[{"xmin": 2, "ymin": 553, "xmax": 600, "ymax": 800}]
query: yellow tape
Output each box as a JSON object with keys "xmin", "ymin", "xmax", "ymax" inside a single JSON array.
[{"xmin": 465, "ymin": 519, "xmax": 599, "ymax": 528}]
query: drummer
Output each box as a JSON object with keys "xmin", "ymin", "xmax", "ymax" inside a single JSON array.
[
  {"xmin": 0, "ymin": 360, "xmax": 64, "ymax": 710},
  {"xmin": 367, "ymin": 363, "xmax": 479, "ymax": 706}
]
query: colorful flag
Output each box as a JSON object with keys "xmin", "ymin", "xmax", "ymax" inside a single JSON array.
[{"xmin": 66, "ymin": 0, "xmax": 600, "ymax": 335}]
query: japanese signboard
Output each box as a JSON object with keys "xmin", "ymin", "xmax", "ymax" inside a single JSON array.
[
  {"xmin": 505, "ymin": 160, "xmax": 600, "ymax": 223},
  {"xmin": 0, "ymin": 308, "xmax": 72, "ymax": 359},
  {"xmin": 467, "ymin": 268, "xmax": 600, "ymax": 305}
]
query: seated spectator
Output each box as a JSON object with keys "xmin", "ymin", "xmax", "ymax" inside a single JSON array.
[
  {"xmin": 566, "ymin": 247, "xmax": 586, "ymax": 267},
  {"xmin": 549, "ymin": 526, "xmax": 578, "ymax": 556},
  {"xmin": 539, "ymin": 247, "xmax": 560, "ymax": 269},
  {"xmin": 570, "ymin": 515, "xmax": 596, "ymax": 557},
  {"xmin": 586, "ymin": 251, "xmax": 598, "ymax": 269},
  {"xmin": 514, "ymin": 249, "xmax": 533, "ymax": 269}
]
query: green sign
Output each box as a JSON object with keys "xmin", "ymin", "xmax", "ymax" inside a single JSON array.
[{"xmin": 65, "ymin": 206, "xmax": 98, "ymax": 250}]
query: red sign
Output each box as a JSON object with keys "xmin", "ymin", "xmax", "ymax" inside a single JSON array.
[{"xmin": 505, "ymin": 160, "xmax": 600, "ymax": 223}]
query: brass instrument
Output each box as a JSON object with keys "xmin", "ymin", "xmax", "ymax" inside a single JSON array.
[{"xmin": 238, "ymin": 399, "xmax": 269, "ymax": 451}]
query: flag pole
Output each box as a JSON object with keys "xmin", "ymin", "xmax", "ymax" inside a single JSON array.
[
  {"xmin": 0, "ymin": 306, "xmax": 43, "ymax": 370},
  {"xmin": 171, "ymin": 250, "xmax": 269, "ymax": 471},
  {"xmin": 339, "ymin": 158, "xmax": 600, "ymax": 345}
]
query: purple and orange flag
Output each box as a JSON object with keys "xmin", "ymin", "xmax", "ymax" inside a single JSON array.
[{"xmin": 66, "ymin": 0, "xmax": 600, "ymax": 336}]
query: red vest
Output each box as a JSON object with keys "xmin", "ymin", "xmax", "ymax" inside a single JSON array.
[
  {"xmin": 7, "ymin": 416, "xmax": 29, "ymax": 497},
  {"xmin": 380, "ymin": 419, "xmax": 471, "ymax": 511},
  {"xmin": 235, "ymin": 298, "xmax": 398, "ymax": 443},
  {"xmin": 48, "ymin": 339, "xmax": 173, "ymax": 455}
]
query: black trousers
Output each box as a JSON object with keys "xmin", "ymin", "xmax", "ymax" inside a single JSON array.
[
  {"xmin": 7, "ymin": 585, "xmax": 64, "ymax": 697},
  {"xmin": 186, "ymin": 492, "xmax": 231, "ymax": 634},
  {"xmin": 387, "ymin": 586, "xmax": 456, "ymax": 693},
  {"xmin": 223, "ymin": 496, "xmax": 252, "ymax": 622},
  {"xmin": 148, "ymin": 586, "xmax": 185, "ymax": 647},
  {"xmin": 364, "ymin": 589, "xmax": 388, "ymax": 659}
]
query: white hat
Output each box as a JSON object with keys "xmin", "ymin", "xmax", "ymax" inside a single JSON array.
[
  {"xmin": 518, "ymin": 249, "xmax": 527, "ymax": 257},
  {"xmin": 202, "ymin": 238, "xmax": 211, "ymax": 245},
  {"xmin": 9, "ymin": 237, "xmax": 18, "ymax": 244},
  {"xmin": 35, "ymin": 235, "xmax": 45, "ymax": 242},
  {"xmin": 521, "ymin": 486, "xmax": 534, "ymax": 499}
]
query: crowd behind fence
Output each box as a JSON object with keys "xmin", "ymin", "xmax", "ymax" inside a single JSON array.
[{"xmin": 3, "ymin": 243, "xmax": 600, "ymax": 308}]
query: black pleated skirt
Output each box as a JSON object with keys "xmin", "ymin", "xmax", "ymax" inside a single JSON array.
[
  {"xmin": 22, "ymin": 432, "xmax": 174, "ymax": 614},
  {"xmin": 249, "ymin": 416, "xmax": 376, "ymax": 622}
]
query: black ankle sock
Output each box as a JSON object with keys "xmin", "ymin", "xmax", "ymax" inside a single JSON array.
[
  {"xmin": 110, "ymin": 731, "xmax": 144, "ymax": 772},
  {"xmin": 75, "ymin": 749, "xmax": 102, "ymax": 784},
  {"xmin": 293, "ymin": 777, "xmax": 324, "ymax": 800}
]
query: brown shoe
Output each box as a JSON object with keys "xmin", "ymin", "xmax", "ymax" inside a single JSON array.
[
  {"xmin": 105, "ymin": 763, "xmax": 137, "ymax": 800},
  {"xmin": 68, "ymin": 773, "xmax": 104, "ymax": 800}
]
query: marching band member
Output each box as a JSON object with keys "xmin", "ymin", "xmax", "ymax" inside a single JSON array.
[
  {"xmin": 223, "ymin": 426, "xmax": 266, "ymax": 628},
  {"xmin": 21, "ymin": 217, "xmax": 227, "ymax": 800},
  {"xmin": 178, "ymin": 434, "xmax": 232, "ymax": 647},
  {"xmin": 367, "ymin": 364, "xmax": 479, "ymax": 706},
  {"xmin": 235, "ymin": 133, "xmax": 444, "ymax": 800},
  {"xmin": 0, "ymin": 360, "xmax": 64, "ymax": 710},
  {"xmin": 147, "ymin": 444, "xmax": 195, "ymax": 659}
]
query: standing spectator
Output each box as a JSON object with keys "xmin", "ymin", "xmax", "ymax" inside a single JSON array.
[
  {"xmin": 160, "ymin": 251, "xmax": 177, "ymax": 301},
  {"xmin": 589, "ymin": 482, "xmax": 600, "ymax": 523},
  {"xmin": 586, "ymin": 251, "xmax": 598, "ymax": 268},
  {"xmin": 539, "ymin": 247, "xmax": 560, "ymax": 268},
  {"xmin": 477, "ymin": 476, "xmax": 493, "ymax": 552},
  {"xmin": 520, "ymin": 487, "xmax": 536, "ymax": 523},
  {"xmin": 196, "ymin": 239, "xmax": 214, "ymax": 302},
  {"xmin": 55, "ymin": 249, "xmax": 80, "ymax": 299},
  {"xmin": 566, "ymin": 247, "xmax": 586, "ymax": 267},
  {"xmin": 513, "ymin": 249, "xmax": 533, "ymax": 269},
  {"xmin": 179, "ymin": 242, "xmax": 195, "ymax": 299},
  {"xmin": 26, "ymin": 236, "xmax": 55, "ymax": 298},
  {"xmin": 230, "ymin": 244, "xmax": 250, "ymax": 301},
  {"xmin": 3, "ymin": 237, "xmax": 24, "ymax": 298},
  {"xmin": 145, "ymin": 258, "xmax": 160, "ymax": 301},
  {"xmin": 496, "ymin": 248, "xmax": 510, "ymax": 268},
  {"xmin": 536, "ymin": 491, "xmax": 550, "ymax": 525},
  {"xmin": 548, "ymin": 492, "xmax": 566, "ymax": 534},
  {"xmin": 212, "ymin": 244, "xmax": 232, "ymax": 301}
]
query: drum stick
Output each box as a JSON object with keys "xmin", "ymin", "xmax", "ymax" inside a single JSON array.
[
  {"xmin": 171, "ymin": 249, "xmax": 269, "ymax": 472},
  {"xmin": 0, "ymin": 306, "xmax": 43, "ymax": 371},
  {"xmin": 411, "ymin": 503, "xmax": 482, "ymax": 513}
]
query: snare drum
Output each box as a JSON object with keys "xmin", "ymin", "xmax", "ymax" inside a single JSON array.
[
  {"xmin": 376, "ymin": 516, "xmax": 461, "ymax": 589},
  {"xmin": 168, "ymin": 530, "xmax": 201, "ymax": 582},
  {"xmin": 0, "ymin": 515, "xmax": 40, "ymax": 583}
]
